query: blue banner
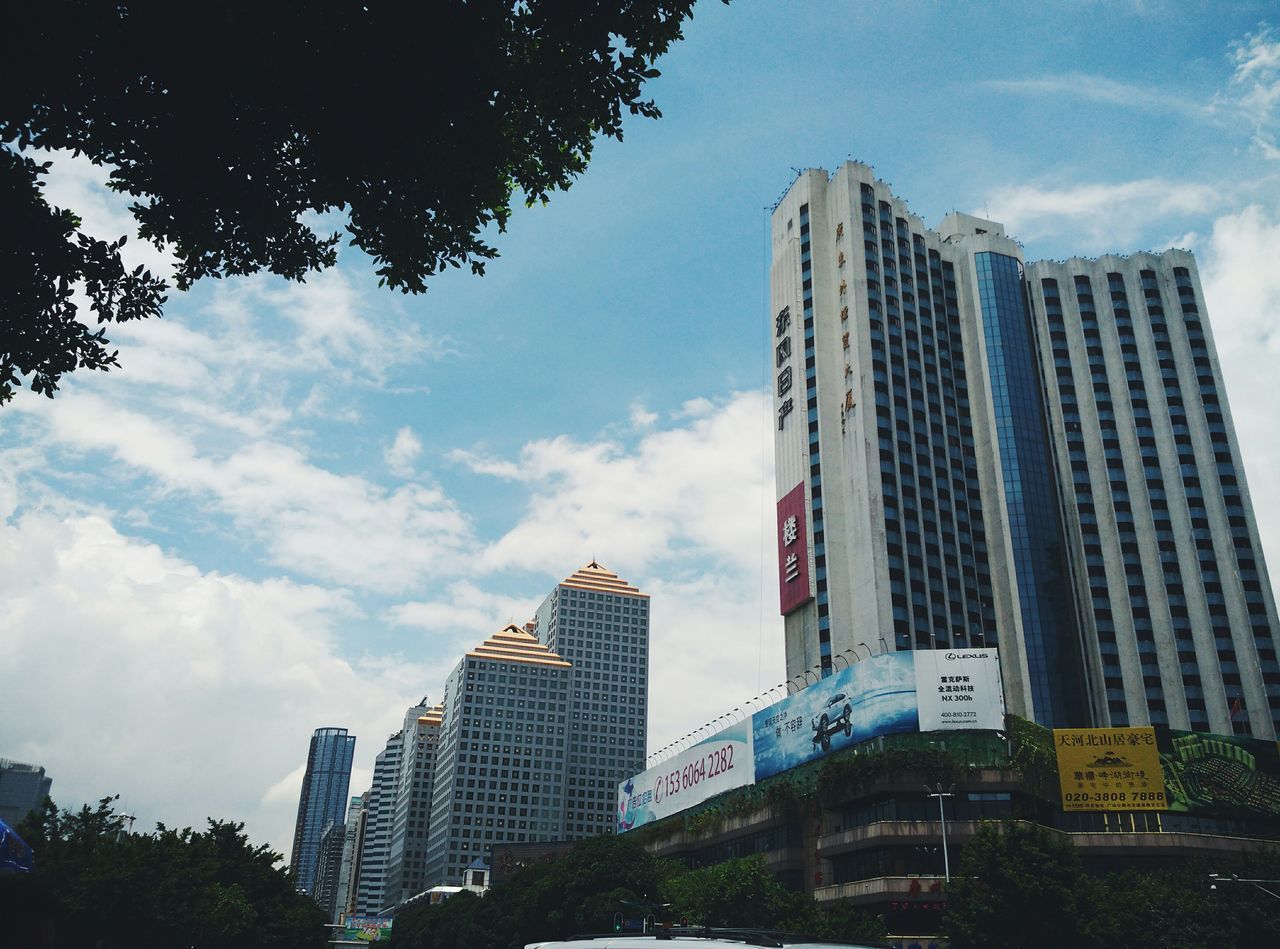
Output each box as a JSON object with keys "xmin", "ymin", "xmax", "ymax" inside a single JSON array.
[
  {"xmin": 0, "ymin": 818, "xmax": 33, "ymax": 873},
  {"xmin": 752, "ymin": 652, "xmax": 918, "ymax": 780}
]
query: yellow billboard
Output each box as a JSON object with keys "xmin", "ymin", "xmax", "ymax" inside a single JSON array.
[{"xmin": 1053, "ymin": 727, "xmax": 1168, "ymax": 811}]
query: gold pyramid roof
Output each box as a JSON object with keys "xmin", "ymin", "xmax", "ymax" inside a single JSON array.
[
  {"xmin": 418, "ymin": 704, "xmax": 444, "ymax": 727},
  {"xmin": 559, "ymin": 560, "xmax": 647, "ymax": 598},
  {"xmin": 466, "ymin": 624, "xmax": 571, "ymax": 668}
]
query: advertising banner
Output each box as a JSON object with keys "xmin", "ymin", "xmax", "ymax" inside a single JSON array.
[
  {"xmin": 616, "ymin": 717, "xmax": 752, "ymax": 829},
  {"xmin": 777, "ymin": 482, "xmax": 813, "ymax": 615},
  {"xmin": 617, "ymin": 720, "xmax": 754, "ymax": 833},
  {"xmin": 1158, "ymin": 728, "xmax": 1280, "ymax": 819},
  {"xmin": 0, "ymin": 818, "xmax": 33, "ymax": 873},
  {"xmin": 752, "ymin": 650, "xmax": 1005, "ymax": 781},
  {"xmin": 913, "ymin": 649, "xmax": 1006, "ymax": 731},
  {"xmin": 1054, "ymin": 727, "xmax": 1168, "ymax": 811},
  {"xmin": 342, "ymin": 916, "xmax": 393, "ymax": 942}
]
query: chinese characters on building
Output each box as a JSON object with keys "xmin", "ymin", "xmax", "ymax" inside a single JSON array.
[{"xmin": 775, "ymin": 306, "xmax": 793, "ymax": 430}]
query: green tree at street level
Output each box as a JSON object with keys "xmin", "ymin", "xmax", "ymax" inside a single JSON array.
[
  {"xmin": 0, "ymin": 1, "xmax": 712, "ymax": 404},
  {"xmin": 1, "ymin": 795, "xmax": 326, "ymax": 949},
  {"xmin": 390, "ymin": 836, "xmax": 884, "ymax": 949},
  {"xmin": 943, "ymin": 821, "xmax": 1280, "ymax": 949}
]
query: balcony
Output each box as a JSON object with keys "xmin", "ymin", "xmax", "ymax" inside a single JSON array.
[
  {"xmin": 814, "ymin": 875, "xmax": 946, "ymax": 905},
  {"xmin": 817, "ymin": 819, "xmax": 984, "ymax": 857}
]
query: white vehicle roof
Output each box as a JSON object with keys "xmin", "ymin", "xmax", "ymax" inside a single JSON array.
[{"xmin": 526, "ymin": 932, "xmax": 880, "ymax": 949}]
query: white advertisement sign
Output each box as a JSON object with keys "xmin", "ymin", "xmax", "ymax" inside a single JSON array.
[
  {"xmin": 913, "ymin": 649, "xmax": 1005, "ymax": 731},
  {"xmin": 616, "ymin": 721, "xmax": 754, "ymax": 834}
]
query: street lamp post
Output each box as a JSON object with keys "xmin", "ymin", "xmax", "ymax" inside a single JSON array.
[{"xmin": 925, "ymin": 784, "xmax": 954, "ymax": 883}]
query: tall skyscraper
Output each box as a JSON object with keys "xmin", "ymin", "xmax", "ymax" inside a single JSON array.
[
  {"xmin": 1024, "ymin": 255, "xmax": 1279, "ymax": 736},
  {"xmin": 770, "ymin": 162, "xmax": 1279, "ymax": 736},
  {"xmin": 422, "ymin": 624, "xmax": 571, "ymax": 886},
  {"xmin": 532, "ymin": 562, "xmax": 649, "ymax": 839},
  {"xmin": 289, "ymin": 727, "xmax": 356, "ymax": 896},
  {"xmin": 383, "ymin": 699, "xmax": 443, "ymax": 908},
  {"xmin": 0, "ymin": 759, "xmax": 52, "ymax": 827},
  {"xmin": 355, "ymin": 733, "xmax": 400, "ymax": 914}
]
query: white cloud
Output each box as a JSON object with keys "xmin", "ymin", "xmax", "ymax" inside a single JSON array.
[
  {"xmin": 0, "ymin": 508, "xmax": 427, "ymax": 859},
  {"xmin": 1199, "ymin": 203, "xmax": 1280, "ymax": 592},
  {"xmin": 642, "ymin": 570, "xmax": 784, "ymax": 758},
  {"xmin": 23, "ymin": 393, "xmax": 475, "ymax": 594},
  {"xmin": 983, "ymin": 178, "xmax": 1220, "ymax": 250},
  {"xmin": 385, "ymin": 426, "xmax": 424, "ymax": 478},
  {"xmin": 629, "ymin": 403, "xmax": 659, "ymax": 429},
  {"xmin": 460, "ymin": 391, "xmax": 775, "ymax": 577},
  {"xmin": 385, "ymin": 580, "xmax": 542, "ymax": 637},
  {"xmin": 981, "ymin": 73, "xmax": 1212, "ymax": 120},
  {"xmin": 38, "ymin": 151, "xmax": 176, "ymax": 281},
  {"xmin": 1227, "ymin": 26, "xmax": 1280, "ymax": 158}
]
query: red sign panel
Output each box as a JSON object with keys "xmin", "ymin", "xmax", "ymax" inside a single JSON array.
[{"xmin": 776, "ymin": 482, "xmax": 813, "ymax": 615}]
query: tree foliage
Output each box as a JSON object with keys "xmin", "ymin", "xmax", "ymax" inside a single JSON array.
[
  {"xmin": 393, "ymin": 834, "xmax": 667, "ymax": 949},
  {"xmin": 390, "ymin": 837, "xmax": 884, "ymax": 949},
  {"xmin": 944, "ymin": 821, "xmax": 1280, "ymax": 949},
  {"xmin": 0, "ymin": 0, "xmax": 709, "ymax": 402},
  {"xmin": 1, "ymin": 796, "xmax": 326, "ymax": 949}
]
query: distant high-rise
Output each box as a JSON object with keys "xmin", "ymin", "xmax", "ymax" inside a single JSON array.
[
  {"xmin": 0, "ymin": 759, "xmax": 52, "ymax": 827},
  {"xmin": 532, "ymin": 562, "xmax": 649, "ymax": 838},
  {"xmin": 382, "ymin": 699, "xmax": 443, "ymax": 909},
  {"xmin": 334, "ymin": 792, "xmax": 368, "ymax": 923},
  {"xmin": 422, "ymin": 625, "xmax": 571, "ymax": 885},
  {"xmin": 355, "ymin": 733, "xmax": 400, "ymax": 914},
  {"xmin": 289, "ymin": 727, "xmax": 356, "ymax": 896},
  {"xmin": 769, "ymin": 161, "xmax": 1279, "ymax": 735},
  {"xmin": 313, "ymin": 817, "xmax": 348, "ymax": 919}
]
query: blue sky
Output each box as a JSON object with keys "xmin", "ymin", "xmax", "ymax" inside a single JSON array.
[{"xmin": 3, "ymin": 1, "xmax": 1280, "ymax": 860}]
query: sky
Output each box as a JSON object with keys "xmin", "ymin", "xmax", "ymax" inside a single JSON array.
[{"xmin": 3, "ymin": 0, "xmax": 1280, "ymax": 863}]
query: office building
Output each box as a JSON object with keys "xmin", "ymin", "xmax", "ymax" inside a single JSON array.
[
  {"xmin": 334, "ymin": 792, "xmax": 368, "ymax": 922},
  {"xmin": 422, "ymin": 624, "xmax": 571, "ymax": 885},
  {"xmin": 355, "ymin": 732, "xmax": 400, "ymax": 913},
  {"xmin": 0, "ymin": 759, "xmax": 52, "ymax": 827},
  {"xmin": 770, "ymin": 162, "xmax": 1279, "ymax": 736},
  {"xmin": 382, "ymin": 699, "xmax": 443, "ymax": 908},
  {"xmin": 531, "ymin": 561, "xmax": 649, "ymax": 838},
  {"xmin": 313, "ymin": 817, "xmax": 347, "ymax": 919},
  {"xmin": 1024, "ymin": 255, "xmax": 1279, "ymax": 735},
  {"xmin": 289, "ymin": 727, "xmax": 356, "ymax": 896}
]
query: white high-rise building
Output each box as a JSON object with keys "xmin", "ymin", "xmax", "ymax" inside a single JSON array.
[
  {"xmin": 770, "ymin": 161, "xmax": 1279, "ymax": 736},
  {"xmin": 354, "ymin": 734, "xmax": 400, "ymax": 913},
  {"xmin": 382, "ymin": 700, "xmax": 443, "ymax": 908}
]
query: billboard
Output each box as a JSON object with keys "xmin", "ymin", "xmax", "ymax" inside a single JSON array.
[
  {"xmin": 1159, "ymin": 728, "xmax": 1280, "ymax": 819},
  {"xmin": 752, "ymin": 650, "xmax": 1005, "ymax": 781},
  {"xmin": 0, "ymin": 818, "xmax": 33, "ymax": 873},
  {"xmin": 342, "ymin": 916, "xmax": 392, "ymax": 942},
  {"xmin": 777, "ymin": 482, "xmax": 813, "ymax": 615},
  {"xmin": 617, "ymin": 720, "xmax": 754, "ymax": 833},
  {"xmin": 1054, "ymin": 727, "xmax": 1168, "ymax": 812}
]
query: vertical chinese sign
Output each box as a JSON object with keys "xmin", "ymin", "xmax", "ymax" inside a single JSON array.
[{"xmin": 777, "ymin": 482, "xmax": 813, "ymax": 615}]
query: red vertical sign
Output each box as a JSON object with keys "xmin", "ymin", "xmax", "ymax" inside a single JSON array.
[{"xmin": 777, "ymin": 482, "xmax": 813, "ymax": 615}]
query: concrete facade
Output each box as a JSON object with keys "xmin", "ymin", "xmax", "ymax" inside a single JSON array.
[
  {"xmin": 355, "ymin": 733, "xmax": 400, "ymax": 913},
  {"xmin": 1024, "ymin": 254, "xmax": 1280, "ymax": 735},
  {"xmin": 382, "ymin": 702, "xmax": 443, "ymax": 908},
  {"xmin": 0, "ymin": 759, "xmax": 52, "ymax": 828}
]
